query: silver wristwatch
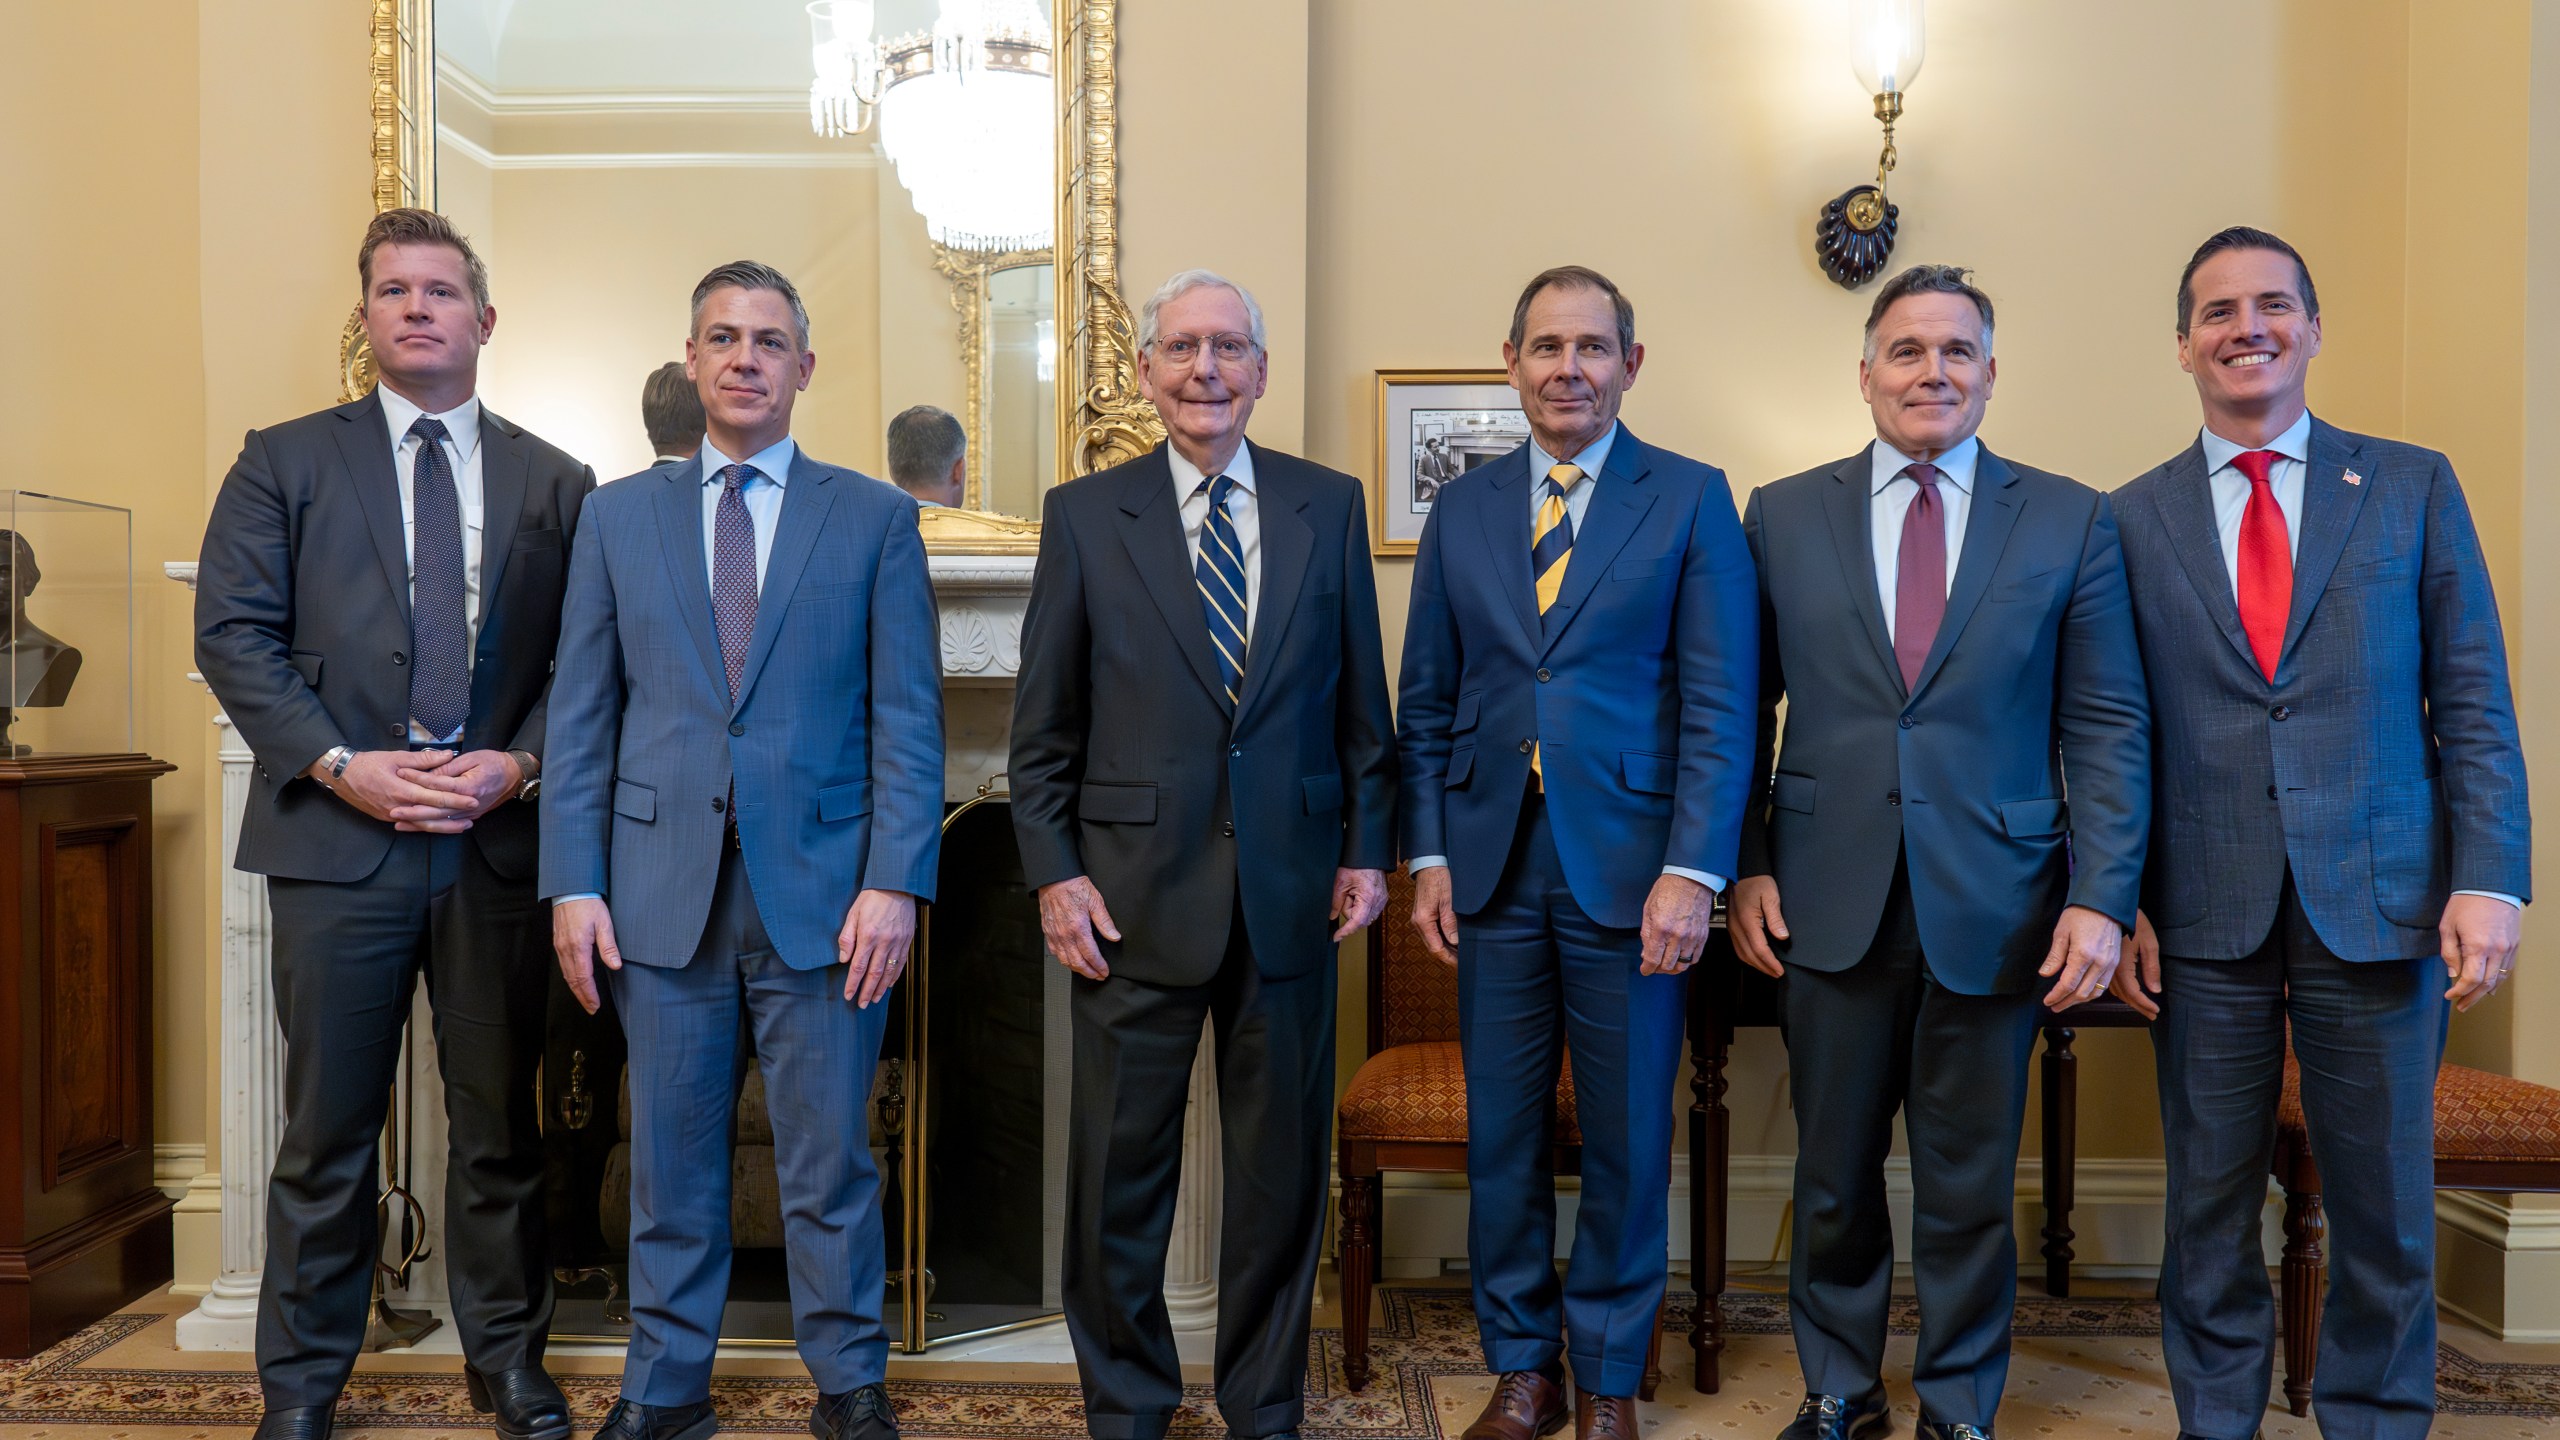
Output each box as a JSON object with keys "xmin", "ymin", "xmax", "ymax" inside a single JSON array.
[
  {"xmin": 509, "ymin": 749, "xmax": 542, "ymax": 802},
  {"xmin": 320, "ymin": 745, "xmax": 356, "ymax": 784}
]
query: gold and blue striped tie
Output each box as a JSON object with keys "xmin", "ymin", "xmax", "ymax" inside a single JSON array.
[
  {"xmin": 1194, "ymin": 474, "xmax": 1248, "ymax": 709},
  {"xmin": 1529, "ymin": 464, "xmax": 1581, "ymax": 785}
]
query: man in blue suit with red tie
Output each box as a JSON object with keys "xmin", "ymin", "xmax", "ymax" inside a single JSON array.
[{"xmin": 1396, "ymin": 266, "xmax": 1759, "ymax": 1440}]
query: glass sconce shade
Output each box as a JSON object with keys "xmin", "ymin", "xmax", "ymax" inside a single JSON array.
[{"xmin": 1850, "ymin": 0, "xmax": 1925, "ymax": 96}]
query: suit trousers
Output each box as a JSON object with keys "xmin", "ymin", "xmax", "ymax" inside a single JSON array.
[
  {"xmin": 1779, "ymin": 855, "xmax": 2039, "ymax": 1426},
  {"xmin": 1064, "ymin": 904, "xmax": 1336, "ymax": 1440},
  {"xmin": 259, "ymin": 829, "xmax": 552, "ymax": 1408},
  {"xmin": 1459, "ymin": 794, "xmax": 1687, "ymax": 1399},
  {"xmin": 2153, "ymin": 873, "xmax": 2444, "ymax": 1440},
  {"xmin": 608, "ymin": 843, "xmax": 893, "ymax": 1404}
]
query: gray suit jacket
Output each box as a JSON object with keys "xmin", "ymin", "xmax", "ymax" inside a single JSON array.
[
  {"xmin": 1737, "ymin": 446, "xmax": 2151, "ymax": 995},
  {"xmin": 195, "ymin": 390, "xmax": 595, "ymax": 883},
  {"xmin": 539, "ymin": 451, "xmax": 945, "ymax": 970},
  {"xmin": 2115, "ymin": 416, "xmax": 2530, "ymax": 962}
]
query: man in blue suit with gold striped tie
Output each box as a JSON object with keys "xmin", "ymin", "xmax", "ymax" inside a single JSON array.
[{"xmin": 1396, "ymin": 266, "xmax": 1760, "ymax": 1440}]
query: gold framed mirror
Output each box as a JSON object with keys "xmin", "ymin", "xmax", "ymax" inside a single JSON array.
[{"xmin": 346, "ymin": 0, "xmax": 1158, "ymax": 557}]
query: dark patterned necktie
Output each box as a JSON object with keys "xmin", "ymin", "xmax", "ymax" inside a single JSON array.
[
  {"xmin": 1893, "ymin": 462, "xmax": 1947, "ymax": 691},
  {"xmin": 406, "ymin": 416, "xmax": 470, "ymax": 740},
  {"xmin": 714, "ymin": 464, "xmax": 760, "ymax": 703},
  {"xmin": 1193, "ymin": 474, "xmax": 1247, "ymax": 709}
]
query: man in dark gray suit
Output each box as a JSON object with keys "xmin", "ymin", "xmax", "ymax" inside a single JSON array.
[
  {"xmin": 195, "ymin": 208, "xmax": 592, "ymax": 1440},
  {"xmin": 1011, "ymin": 268, "xmax": 1397, "ymax": 1440},
  {"xmin": 2113, "ymin": 227, "xmax": 2530, "ymax": 1440},
  {"xmin": 1729, "ymin": 265, "xmax": 2150, "ymax": 1440}
]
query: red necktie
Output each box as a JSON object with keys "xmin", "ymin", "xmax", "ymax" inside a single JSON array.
[
  {"xmin": 1893, "ymin": 462, "xmax": 1946, "ymax": 691},
  {"xmin": 2233, "ymin": 449, "xmax": 2292, "ymax": 681}
]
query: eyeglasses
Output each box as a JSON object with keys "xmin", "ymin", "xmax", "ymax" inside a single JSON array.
[{"xmin": 1152, "ymin": 331, "xmax": 1260, "ymax": 368}]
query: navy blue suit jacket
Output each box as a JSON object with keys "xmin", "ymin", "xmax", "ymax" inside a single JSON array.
[
  {"xmin": 539, "ymin": 451, "xmax": 945, "ymax": 970},
  {"xmin": 1737, "ymin": 447, "xmax": 2150, "ymax": 995},
  {"xmin": 2114, "ymin": 417, "xmax": 2530, "ymax": 962},
  {"xmin": 1396, "ymin": 426, "xmax": 1759, "ymax": 927}
]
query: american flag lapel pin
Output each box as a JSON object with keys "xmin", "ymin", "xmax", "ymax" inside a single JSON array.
[{"xmin": 2343, "ymin": 468, "xmax": 2363, "ymax": 486}]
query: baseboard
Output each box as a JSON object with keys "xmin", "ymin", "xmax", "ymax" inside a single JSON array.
[
  {"xmin": 162, "ymin": 1152, "xmax": 222, "ymax": 1299},
  {"xmin": 2435, "ymin": 1190, "xmax": 2560, "ymax": 1341},
  {"xmin": 153, "ymin": 1145, "xmax": 205, "ymax": 1200}
]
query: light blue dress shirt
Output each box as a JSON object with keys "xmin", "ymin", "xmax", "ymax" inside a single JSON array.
[
  {"xmin": 1411, "ymin": 421, "xmax": 1723, "ymax": 895},
  {"xmin": 696, "ymin": 436, "xmax": 796, "ymax": 592},
  {"xmin": 1868, "ymin": 434, "xmax": 1979, "ymax": 643}
]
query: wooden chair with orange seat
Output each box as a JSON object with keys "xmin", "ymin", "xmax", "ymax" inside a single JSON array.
[
  {"xmin": 2270, "ymin": 1051, "xmax": 2560, "ymax": 1414},
  {"xmin": 1334, "ymin": 868, "xmax": 1665, "ymax": 1395}
]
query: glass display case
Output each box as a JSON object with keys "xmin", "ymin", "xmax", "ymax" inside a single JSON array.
[{"xmin": 0, "ymin": 492, "xmax": 133, "ymax": 758}]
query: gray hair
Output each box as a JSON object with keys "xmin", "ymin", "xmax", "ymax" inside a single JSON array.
[
  {"xmin": 1137, "ymin": 269, "xmax": 1267, "ymax": 353},
  {"xmin": 1862, "ymin": 264, "xmax": 1995, "ymax": 363},
  {"xmin": 886, "ymin": 404, "xmax": 967, "ymax": 487},
  {"xmin": 690, "ymin": 259, "xmax": 811, "ymax": 348}
]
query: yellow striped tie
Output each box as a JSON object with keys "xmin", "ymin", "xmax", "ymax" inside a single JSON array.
[{"xmin": 1529, "ymin": 464, "xmax": 1582, "ymax": 786}]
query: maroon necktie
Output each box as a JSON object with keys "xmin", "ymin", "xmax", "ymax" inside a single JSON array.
[
  {"xmin": 1893, "ymin": 462, "xmax": 1946, "ymax": 691},
  {"xmin": 2232, "ymin": 449, "xmax": 2292, "ymax": 681}
]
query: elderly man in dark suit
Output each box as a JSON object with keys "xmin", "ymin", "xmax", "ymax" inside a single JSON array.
[
  {"xmin": 1011, "ymin": 269, "xmax": 1397, "ymax": 1440},
  {"xmin": 195, "ymin": 208, "xmax": 593, "ymax": 1440},
  {"xmin": 1729, "ymin": 265, "xmax": 2149, "ymax": 1440},
  {"xmin": 2112, "ymin": 227, "xmax": 2530, "ymax": 1440}
]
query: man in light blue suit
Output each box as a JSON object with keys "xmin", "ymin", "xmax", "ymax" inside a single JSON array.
[
  {"xmin": 543, "ymin": 260, "xmax": 943, "ymax": 1440},
  {"xmin": 1396, "ymin": 266, "xmax": 1758, "ymax": 1440}
]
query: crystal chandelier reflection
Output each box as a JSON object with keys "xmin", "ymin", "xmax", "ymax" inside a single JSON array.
[{"xmin": 809, "ymin": 0, "xmax": 1055, "ymax": 253}]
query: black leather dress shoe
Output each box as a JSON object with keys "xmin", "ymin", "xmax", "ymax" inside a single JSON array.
[
  {"xmin": 594, "ymin": 1396, "xmax": 718, "ymax": 1440},
  {"xmin": 1779, "ymin": 1394, "xmax": 1892, "ymax": 1440},
  {"xmin": 252, "ymin": 1406, "xmax": 336, "ymax": 1440},
  {"xmin": 810, "ymin": 1384, "xmax": 898, "ymax": 1440},
  {"xmin": 465, "ymin": 1366, "xmax": 573, "ymax": 1440},
  {"xmin": 1916, "ymin": 1423, "xmax": 1991, "ymax": 1440}
]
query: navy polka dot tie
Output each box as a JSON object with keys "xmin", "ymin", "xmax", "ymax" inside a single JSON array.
[
  {"xmin": 406, "ymin": 416, "xmax": 470, "ymax": 741},
  {"xmin": 714, "ymin": 464, "xmax": 760, "ymax": 703}
]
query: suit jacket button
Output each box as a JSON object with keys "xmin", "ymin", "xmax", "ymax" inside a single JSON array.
[
  {"xmin": 1518, "ymin": 738, "xmax": 1534, "ymax": 753},
  {"xmin": 1898, "ymin": 715, "xmax": 1916, "ymax": 729},
  {"xmin": 2270, "ymin": 705, "xmax": 2292, "ymax": 720},
  {"xmin": 388, "ymin": 724, "xmax": 405, "ymax": 737},
  {"xmin": 2267, "ymin": 784, "xmax": 2278, "ymax": 799},
  {"xmin": 392, "ymin": 651, "xmax": 406, "ymax": 666},
  {"xmin": 711, "ymin": 797, "xmax": 725, "ymax": 813},
  {"xmin": 1537, "ymin": 668, "xmax": 1552, "ymax": 682},
  {"xmin": 1888, "ymin": 790, "xmax": 1901, "ymax": 806},
  {"xmin": 1230, "ymin": 746, "xmax": 1242, "ymax": 759},
  {"xmin": 730, "ymin": 722, "xmax": 746, "ymax": 736},
  {"xmin": 1221, "ymin": 821, "xmax": 1235, "ymax": 838}
]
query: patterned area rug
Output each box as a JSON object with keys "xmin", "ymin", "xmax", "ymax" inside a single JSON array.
[{"xmin": 2, "ymin": 1290, "xmax": 2556, "ymax": 1436}]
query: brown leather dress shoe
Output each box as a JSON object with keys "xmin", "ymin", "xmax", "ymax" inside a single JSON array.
[
  {"xmin": 1461, "ymin": 1371, "xmax": 1569, "ymax": 1440},
  {"xmin": 1576, "ymin": 1392, "xmax": 1639, "ymax": 1440}
]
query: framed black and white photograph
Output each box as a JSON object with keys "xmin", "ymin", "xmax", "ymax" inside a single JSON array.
[{"xmin": 1372, "ymin": 369, "xmax": 1528, "ymax": 555}]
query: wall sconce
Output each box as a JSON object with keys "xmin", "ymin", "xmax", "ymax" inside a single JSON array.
[{"xmin": 1816, "ymin": 0, "xmax": 1925, "ymax": 290}]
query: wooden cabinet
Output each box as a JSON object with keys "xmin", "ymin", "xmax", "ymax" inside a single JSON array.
[{"xmin": 0, "ymin": 754, "xmax": 176, "ymax": 1357}]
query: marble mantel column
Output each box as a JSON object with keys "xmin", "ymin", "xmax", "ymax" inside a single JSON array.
[{"xmin": 173, "ymin": 549, "xmax": 1224, "ymax": 1348}]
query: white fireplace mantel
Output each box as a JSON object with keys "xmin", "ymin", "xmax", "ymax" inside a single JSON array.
[{"xmin": 171, "ymin": 544, "xmax": 1219, "ymax": 1353}]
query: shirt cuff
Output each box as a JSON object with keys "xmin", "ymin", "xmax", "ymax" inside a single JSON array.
[
  {"xmin": 1409, "ymin": 857, "xmax": 1449, "ymax": 874},
  {"xmin": 2452, "ymin": 889, "xmax": 2524, "ymax": 910},
  {"xmin": 1664, "ymin": 865, "xmax": 1724, "ymax": 893},
  {"xmin": 552, "ymin": 892, "xmax": 603, "ymax": 905}
]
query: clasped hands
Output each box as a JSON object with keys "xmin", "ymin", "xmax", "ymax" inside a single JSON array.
[
  {"xmin": 1731, "ymin": 876, "xmax": 2126, "ymax": 1010},
  {"xmin": 1410, "ymin": 866, "xmax": 1716, "ymax": 977},
  {"xmin": 1038, "ymin": 867, "xmax": 1388, "ymax": 981},
  {"xmin": 552, "ymin": 888, "xmax": 918, "ymax": 1015},
  {"xmin": 308, "ymin": 747, "xmax": 521, "ymax": 832}
]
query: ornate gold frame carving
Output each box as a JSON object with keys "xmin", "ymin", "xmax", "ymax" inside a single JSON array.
[
  {"xmin": 354, "ymin": 0, "xmax": 1149, "ymax": 544},
  {"xmin": 930, "ymin": 241, "xmax": 1052, "ymax": 512}
]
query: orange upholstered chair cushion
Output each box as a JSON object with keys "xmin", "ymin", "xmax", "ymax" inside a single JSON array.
[
  {"xmin": 1338, "ymin": 1039, "xmax": 1582, "ymax": 1145},
  {"xmin": 2278, "ymin": 1056, "xmax": 2560, "ymax": 1165},
  {"xmin": 1377, "ymin": 870, "xmax": 1461, "ymax": 1049}
]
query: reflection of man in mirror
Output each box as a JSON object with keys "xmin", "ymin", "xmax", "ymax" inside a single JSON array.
[
  {"xmin": 885, "ymin": 403, "xmax": 966, "ymax": 507},
  {"xmin": 641, "ymin": 360, "xmax": 705, "ymax": 468},
  {"xmin": 0, "ymin": 531, "xmax": 81, "ymax": 708}
]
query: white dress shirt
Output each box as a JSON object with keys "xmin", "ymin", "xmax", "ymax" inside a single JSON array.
[
  {"xmin": 2199, "ymin": 409, "xmax": 2516, "ymax": 911},
  {"xmin": 1412, "ymin": 421, "xmax": 1723, "ymax": 895},
  {"xmin": 697, "ymin": 436, "xmax": 797, "ymax": 594},
  {"xmin": 378, "ymin": 384, "xmax": 486, "ymax": 744},
  {"xmin": 1869, "ymin": 434, "xmax": 1979, "ymax": 642},
  {"xmin": 1169, "ymin": 441, "xmax": 1262, "ymax": 639}
]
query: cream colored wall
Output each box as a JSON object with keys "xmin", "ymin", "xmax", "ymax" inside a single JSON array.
[{"xmin": 470, "ymin": 163, "xmax": 889, "ymax": 481}]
